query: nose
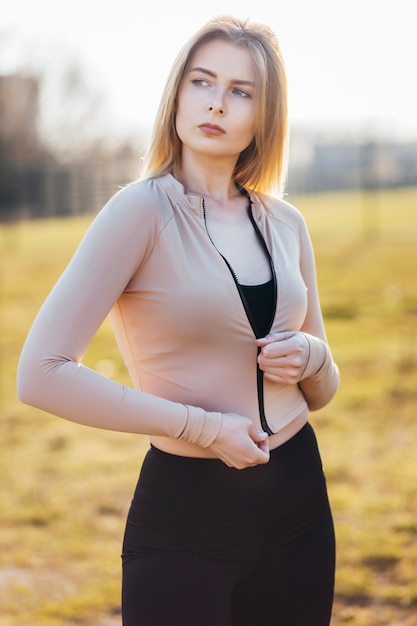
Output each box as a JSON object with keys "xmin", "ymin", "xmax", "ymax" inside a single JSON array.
[
  {"xmin": 208, "ymin": 92, "xmax": 225, "ymax": 115},
  {"xmin": 208, "ymin": 104, "xmax": 224, "ymax": 115}
]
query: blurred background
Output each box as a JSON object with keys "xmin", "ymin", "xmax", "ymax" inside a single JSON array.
[
  {"xmin": 1, "ymin": 0, "xmax": 416, "ymax": 218},
  {"xmin": 1, "ymin": 1, "xmax": 417, "ymax": 625}
]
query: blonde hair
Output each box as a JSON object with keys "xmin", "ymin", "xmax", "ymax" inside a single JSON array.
[{"xmin": 141, "ymin": 15, "xmax": 289, "ymax": 197}]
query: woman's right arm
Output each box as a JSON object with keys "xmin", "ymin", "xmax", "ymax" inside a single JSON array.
[
  {"xmin": 16, "ymin": 182, "xmax": 223, "ymax": 444},
  {"xmin": 17, "ymin": 181, "xmax": 270, "ymax": 468}
]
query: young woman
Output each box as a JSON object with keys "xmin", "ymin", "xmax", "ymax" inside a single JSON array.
[{"xmin": 17, "ymin": 15, "xmax": 340, "ymax": 626}]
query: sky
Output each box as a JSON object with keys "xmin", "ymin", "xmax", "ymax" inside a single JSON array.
[{"xmin": 1, "ymin": 0, "xmax": 416, "ymax": 145}]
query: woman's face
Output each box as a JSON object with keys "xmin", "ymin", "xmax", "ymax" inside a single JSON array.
[{"xmin": 176, "ymin": 39, "xmax": 257, "ymax": 161}]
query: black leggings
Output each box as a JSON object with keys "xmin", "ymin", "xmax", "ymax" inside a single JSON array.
[{"xmin": 122, "ymin": 422, "xmax": 335, "ymax": 626}]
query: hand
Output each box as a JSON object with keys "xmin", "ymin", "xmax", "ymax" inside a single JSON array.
[
  {"xmin": 256, "ymin": 331, "xmax": 310, "ymax": 385},
  {"xmin": 208, "ymin": 413, "xmax": 270, "ymax": 470}
]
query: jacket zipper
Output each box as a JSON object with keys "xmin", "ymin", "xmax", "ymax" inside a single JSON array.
[{"xmin": 202, "ymin": 197, "xmax": 277, "ymax": 435}]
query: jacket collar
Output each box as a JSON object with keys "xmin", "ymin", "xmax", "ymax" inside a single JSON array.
[{"xmin": 154, "ymin": 172, "xmax": 267, "ymax": 223}]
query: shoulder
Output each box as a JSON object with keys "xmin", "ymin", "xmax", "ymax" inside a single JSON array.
[
  {"xmin": 100, "ymin": 176, "xmax": 176, "ymax": 226},
  {"xmin": 77, "ymin": 176, "xmax": 179, "ymax": 256},
  {"xmin": 86, "ymin": 176, "xmax": 179, "ymax": 246},
  {"xmin": 252, "ymin": 191, "xmax": 308, "ymax": 234}
]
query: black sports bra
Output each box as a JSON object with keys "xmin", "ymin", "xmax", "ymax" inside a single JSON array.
[{"xmin": 240, "ymin": 278, "xmax": 275, "ymax": 338}]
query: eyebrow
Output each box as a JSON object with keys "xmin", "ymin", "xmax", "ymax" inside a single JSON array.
[{"xmin": 188, "ymin": 66, "xmax": 256, "ymax": 87}]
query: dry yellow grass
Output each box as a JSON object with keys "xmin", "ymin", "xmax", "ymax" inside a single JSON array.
[{"xmin": 1, "ymin": 185, "xmax": 416, "ymax": 625}]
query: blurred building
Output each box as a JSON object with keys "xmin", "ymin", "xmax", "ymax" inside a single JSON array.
[
  {"xmin": 0, "ymin": 73, "xmax": 43, "ymax": 165},
  {"xmin": 0, "ymin": 73, "xmax": 140, "ymax": 221},
  {"xmin": 1, "ymin": 72, "xmax": 416, "ymax": 221},
  {"xmin": 288, "ymin": 136, "xmax": 417, "ymax": 194}
]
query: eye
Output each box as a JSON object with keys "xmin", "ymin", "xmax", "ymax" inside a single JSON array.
[
  {"xmin": 191, "ymin": 78, "xmax": 211, "ymax": 88},
  {"xmin": 231, "ymin": 88, "xmax": 251, "ymax": 98}
]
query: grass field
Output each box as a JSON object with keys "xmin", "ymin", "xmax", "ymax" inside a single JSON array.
[{"xmin": 1, "ymin": 185, "xmax": 416, "ymax": 625}]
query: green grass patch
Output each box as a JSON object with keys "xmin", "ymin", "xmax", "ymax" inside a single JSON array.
[{"xmin": 1, "ymin": 186, "xmax": 417, "ymax": 625}]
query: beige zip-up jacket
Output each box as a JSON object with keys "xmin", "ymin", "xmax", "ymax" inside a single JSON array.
[{"xmin": 17, "ymin": 173, "xmax": 339, "ymax": 454}]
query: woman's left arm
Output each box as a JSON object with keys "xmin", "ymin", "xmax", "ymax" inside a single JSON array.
[{"xmin": 256, "ymin": 214, "xmax": 340, "ymax": 411}]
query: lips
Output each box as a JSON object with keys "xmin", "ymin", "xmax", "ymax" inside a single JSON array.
[{"xmin": 198, "ymin": 123, "xmax": 226, "ymax": 136}]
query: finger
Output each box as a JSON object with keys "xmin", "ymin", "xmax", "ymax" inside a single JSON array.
[
  {"xmin": 255, "ymin": 331, "xmax": 296, "ymax": 346},
  {"xmin": 251, "ymin": 430, "xmax": 270, "ymax": 459},
  {"xmin": 252, "ymin": 428, "xmax": 269, "ymax": 443},
  {"xmin": 263, "ymin": 371, "xmax": 287, "ymax": 384},
  {"xmin": 258, "ymin": 340, "xmax": 296, "ymax": 359},
  {"xmin": 256, "ymin": 447, "xmax": 270, "ymax": 464},
  {"xmin": 257, "ymin": 437, "xmax": 270, "ymax": 455}
]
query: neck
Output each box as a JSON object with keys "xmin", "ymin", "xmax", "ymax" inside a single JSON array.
[{"xmin": 175, "ymin": 151, "xmax": 240, "ymax": 205}]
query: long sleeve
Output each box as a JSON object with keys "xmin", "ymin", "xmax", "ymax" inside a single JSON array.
[
  {"xmin": 298, "ymin": 332, "xmax": 340, "ymax": 411},
  {"xmin": 16, "ymin": 181, "xmax": 222, "ymax": 446},
  {"xmin": 296, "ymin": 211, "xmax": 340, "ymax": 410}
]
